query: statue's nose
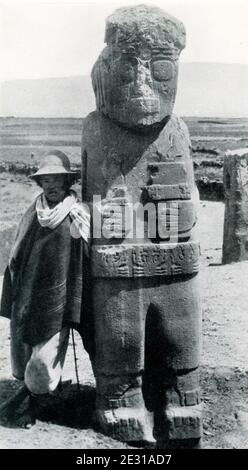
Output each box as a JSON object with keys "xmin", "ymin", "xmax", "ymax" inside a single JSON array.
[{"xmin": 132, "ymin": 59, "xmax": 153, "ymax": 97}]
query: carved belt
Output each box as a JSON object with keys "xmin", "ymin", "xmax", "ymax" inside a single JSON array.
[{"xmin": 92, "ymin": 241, "xmax": 200, "ymax": 278}]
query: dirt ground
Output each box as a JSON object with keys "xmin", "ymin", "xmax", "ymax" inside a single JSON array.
[{"xmin": 0, "ymin": 175, "xmax": 248, "ymax": 449}]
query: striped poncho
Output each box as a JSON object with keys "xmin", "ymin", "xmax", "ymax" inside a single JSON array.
[{"xmin": 0, "ymin": 191, "xmax": 93, "ymax": 379}]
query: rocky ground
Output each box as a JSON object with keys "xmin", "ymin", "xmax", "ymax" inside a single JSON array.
[{"xmin": 0, "ymin": 175, "xmax": 248, "ymax": 449}]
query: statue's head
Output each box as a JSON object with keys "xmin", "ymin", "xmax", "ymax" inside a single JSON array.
[{"xmin": 92, "ymin": 5, "xmax": 186, "ymax": 129}]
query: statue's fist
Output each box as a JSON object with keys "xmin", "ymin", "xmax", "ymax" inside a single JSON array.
[{"xmin": 101, "ymin": 198, "xmax": 129, "ymax": 239}]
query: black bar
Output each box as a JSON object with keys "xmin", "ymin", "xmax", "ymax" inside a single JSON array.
[{"xmin": 0, "ymin": 449, "xmax": 245, "ymax": 466}]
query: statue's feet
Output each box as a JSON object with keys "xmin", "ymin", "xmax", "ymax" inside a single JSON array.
[
  {"xmin": 154, "ymin": 404, "xmax": 203, "ymax": 447},
  {"xmin": 96, "ymin": 407, "xmax": 155, "ymax": 443},
  {"xmin": 156, "ymin": 438, "xmax": 201, "ymax": 449}
]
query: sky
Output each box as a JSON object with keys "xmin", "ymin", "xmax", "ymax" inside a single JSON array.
[{"xmin": 1, "ymin": 0, "xmax": 248, "ymax": 82}]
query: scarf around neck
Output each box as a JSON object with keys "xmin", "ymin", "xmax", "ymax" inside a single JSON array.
[{"xmin": 35, "ymin": 190, "xmax": 90, "ymax": 243}]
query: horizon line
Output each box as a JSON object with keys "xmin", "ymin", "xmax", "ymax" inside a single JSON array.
[{"xmin": 1, "ymin": 115, "xmax": 248, "ymax": 120}]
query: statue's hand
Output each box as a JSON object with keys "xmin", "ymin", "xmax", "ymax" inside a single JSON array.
[{"xmin": 101, "ymin": 198, "xmax": 129, "ymax": 239}]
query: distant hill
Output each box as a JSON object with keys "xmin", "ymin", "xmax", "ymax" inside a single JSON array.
[{"xmin": 1, "ymin": 63, "xmax": 248, "ymax": 118}]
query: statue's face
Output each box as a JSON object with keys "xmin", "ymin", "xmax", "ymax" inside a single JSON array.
[{"xmin": 97, "ymin": 46, "xmax": 178, "ymax": 127}]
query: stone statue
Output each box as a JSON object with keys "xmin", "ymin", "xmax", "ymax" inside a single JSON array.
[
  {"xmin": 81, "ymin": 5, "xmax": 202, "ymax": 448},
  {"xmin": 222, "ymin": 149, "xmax": 248, "ymax": 264}
]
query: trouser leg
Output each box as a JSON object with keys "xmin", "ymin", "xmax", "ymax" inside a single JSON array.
[
  {"xmin": 3, "ymin": 326, "xmax": 70, "ymax": 427},
  {"xmin": 24, "ymin": 327, "xmax": 70, "ymax": 395}
]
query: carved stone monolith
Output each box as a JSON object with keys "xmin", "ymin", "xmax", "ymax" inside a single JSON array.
[
  {"xmin": 222, "ymin": 149, "xmax": 248, "ymax": 264},
  {"xmin": 82, "ymin": 4, "xmax": 202, "ymax": 448}
]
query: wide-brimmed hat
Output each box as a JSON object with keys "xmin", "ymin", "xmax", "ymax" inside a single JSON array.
[{"xmin": 30, "ymin": 150, "xmax": 79, "ymax": 181}]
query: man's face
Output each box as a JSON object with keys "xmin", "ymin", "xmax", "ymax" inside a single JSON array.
[
  {"xmin": 100, "ymin": 46, "xmax": 178, "ymax": 127},
  {"xmin": 39, "ymin": 174, "xmax": 67, "ymax": 204}
]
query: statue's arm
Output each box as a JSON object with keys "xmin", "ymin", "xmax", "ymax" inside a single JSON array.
[{"xmin": 179, "ymin": 117, "xmax": 200, "ymax": 206}]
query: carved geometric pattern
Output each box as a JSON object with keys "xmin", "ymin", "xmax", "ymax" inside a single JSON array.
[{"xmin": 92, "ymin": 242, "xmax": 200, "ymax": 278}]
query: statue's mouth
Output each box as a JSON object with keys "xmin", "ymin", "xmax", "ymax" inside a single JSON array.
[{"xmin": 128, "ymin": 97, "xmax": 159, "ymax": 115}]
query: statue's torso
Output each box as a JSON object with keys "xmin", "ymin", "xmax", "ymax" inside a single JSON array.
[{"xmin": 82, "ymin": 112, "xmax": 195, "ymax": 204}]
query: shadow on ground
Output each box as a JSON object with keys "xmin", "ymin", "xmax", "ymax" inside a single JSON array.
[{"xmin": 0, "ymin": 379, "xmax": 96, "ymax": 430}]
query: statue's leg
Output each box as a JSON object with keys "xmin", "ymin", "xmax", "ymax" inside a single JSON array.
[
  {"xmin": 143, "ymin": 273, "xmax": 202, "ymax": 449},
  {"xmin": 93, "ymin": 278, "xmax": 154, "ymax": 442}
]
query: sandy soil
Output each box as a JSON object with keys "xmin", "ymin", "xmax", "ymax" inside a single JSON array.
[{"xmin": 0, "ymin": 175, "xmax": 248, "ymax": 449}]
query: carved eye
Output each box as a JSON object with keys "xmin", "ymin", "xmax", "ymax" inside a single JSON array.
[{"xmin": 152, "ymin": 61, "xmax": 174, "ymax": 82}]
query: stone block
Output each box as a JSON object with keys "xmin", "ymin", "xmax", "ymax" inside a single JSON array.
[{"xmin": 222, "ymin": 151, "xmax": 248, "ymax": 263}]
